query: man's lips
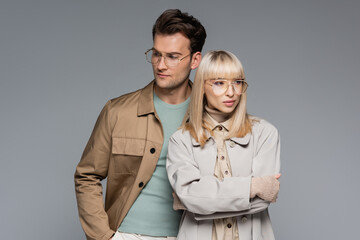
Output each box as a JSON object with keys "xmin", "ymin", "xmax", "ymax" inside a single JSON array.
[{"xmin": 156, "ymin": 73, "xmax": 170, "ymax": 78}]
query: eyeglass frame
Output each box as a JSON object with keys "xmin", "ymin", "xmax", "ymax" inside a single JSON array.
[
  {"xmin": 205, "ymin": 78, "xmax": 248, "ymax": 95},
  {"xmin": 145, "ymin": 48, "xmax": 191, "ymax": 67}
]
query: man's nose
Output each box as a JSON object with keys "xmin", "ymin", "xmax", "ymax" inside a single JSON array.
[{"xmin": 157, "ymin": 56, "xmax": 168, "ymax": 70}]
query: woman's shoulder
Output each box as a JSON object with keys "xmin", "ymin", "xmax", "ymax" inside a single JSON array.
[
  {"xmin": 170, "ymin": 128, "xmax": 193, "ymax": 143},
  {"xmin": 249, "ymin": 115, "xmax": 279, "ymax": 137}
]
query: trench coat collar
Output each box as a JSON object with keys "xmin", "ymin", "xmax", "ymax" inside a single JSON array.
[
  {"xmin": 191, "ymin": 113, "xmax": 251, "ymax": 147},
  {"xmin": 190, "ymin": 131, "xmax": 251, "ymax": 146},
  {"xmin": 229, "ymin": 133, "xmax": 251, "ymax": 145},
  {"xmin": 137, "ymin": 80, "xmax": 193, "ymax": 116}
]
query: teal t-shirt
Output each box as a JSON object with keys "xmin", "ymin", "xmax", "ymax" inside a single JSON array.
[{"xmin": 118, "ymin": 92, "xmax": 190, "ymax": 236}]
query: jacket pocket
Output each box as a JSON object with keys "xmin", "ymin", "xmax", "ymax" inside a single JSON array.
[{"xmin": 111, "ymin": 137, "xmax": 145, "ymax": 174}]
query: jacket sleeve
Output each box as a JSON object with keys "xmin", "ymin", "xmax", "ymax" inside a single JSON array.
[
  {"xmin": 74, "ymin": 101, "xmax": 115, "ymax": 240},
  {"xmin": 167, "ymin": 131, "xmax": 252, "ymax": 215}
]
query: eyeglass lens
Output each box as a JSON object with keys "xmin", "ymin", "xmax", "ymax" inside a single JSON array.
[
  {"xmin": 146, "ymin": 50, "xmax": 179, "ymax": 67},
  {"xmin": 211, "ymin": 80, "xmax": 247, "ymax": 95}
]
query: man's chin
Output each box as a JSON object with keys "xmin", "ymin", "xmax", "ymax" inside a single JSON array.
[
  {"xmin": 155, "ymin": 78, "xmax": 172, "ymax": 89},
  {"xmin": 154, "ymin": 77, "xmax": 189, "ymax": 91}
]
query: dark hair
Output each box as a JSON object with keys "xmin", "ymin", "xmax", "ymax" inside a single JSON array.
[{"xmin": 152, "ymin": 9, "xmax": 207, "ymax": 54}]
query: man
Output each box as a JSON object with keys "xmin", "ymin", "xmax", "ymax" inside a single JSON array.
[{"xmin": 74, "ymin": 9, "xmax": 206, "ymax": 240}]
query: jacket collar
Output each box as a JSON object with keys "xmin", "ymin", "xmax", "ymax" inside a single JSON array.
[
  {"xmin": 137, "ymin": 81, "xmax": 156, "ymax": 116},
  {"xmin": 137, "ymin": 80, "xmax": 193, "ymax": 116}
]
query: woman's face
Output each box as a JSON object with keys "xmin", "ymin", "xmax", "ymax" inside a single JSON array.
[{"xmin": 204, "ymin": 78, "xmax": 242, "ymax": 114}]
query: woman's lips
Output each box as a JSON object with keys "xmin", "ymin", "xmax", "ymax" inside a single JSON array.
[{"xmin": 223, "ymin": 100, "xmax": 235, "ymax": 107}]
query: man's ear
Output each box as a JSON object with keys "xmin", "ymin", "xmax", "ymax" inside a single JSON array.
[{"xmin": 190, "ymin": 52, "xmax": 202, "ymax": 70}]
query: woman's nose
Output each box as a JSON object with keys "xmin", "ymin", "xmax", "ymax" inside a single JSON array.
[{"xmin": 225, "ymin": 83, "xmax": 234, "ymax": 96}]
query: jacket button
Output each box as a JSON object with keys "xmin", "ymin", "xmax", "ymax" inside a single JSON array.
[
  {"xmin": 241, "ymin": 216, "xmax": 247, "ymax": 223},
  {"xmin": 227, "ymin": 223, "xmax": 232, "ymax": 228},
  {"xmin": 150, "ymin": 148, "xmax": 156, "ymax": 154},
  {"xmin": 138, "ymin": 182, "xmax": 144, "ymax": 188}
]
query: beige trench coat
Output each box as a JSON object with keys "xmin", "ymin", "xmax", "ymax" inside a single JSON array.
[
  {"xmin": 75, "ymin": 81, "xmax": 172, "ymax": 240},
  {"xmin": 166, "ymin": 118, "xmax": 280, "ymax": 240}
]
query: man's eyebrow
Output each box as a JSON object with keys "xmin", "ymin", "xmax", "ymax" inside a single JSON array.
[
  {"xmin": 167, "ymin": 52, "xmax": 182, "ymax": 56},
  {"xmin": 152, "ymin": 48, "xmax": 182, "ymax": 55}
]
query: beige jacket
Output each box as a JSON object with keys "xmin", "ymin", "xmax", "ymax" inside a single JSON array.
[
  {"xmin": 75, "ymin": 81, "xmax": 169, "ymax": 240},
  {"xmin": 166, "ymin": 117, "xmax": 280, "ymax": 240}
]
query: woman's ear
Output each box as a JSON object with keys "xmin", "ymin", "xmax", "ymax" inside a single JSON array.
[{"xmin": 190, "ymin": 52, "xmax": 202, "ymax": 70}]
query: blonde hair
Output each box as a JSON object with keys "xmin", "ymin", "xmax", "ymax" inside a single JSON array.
[{"xmin": 183, "ymin": 50, "xmax": 252, "ymax": 146}]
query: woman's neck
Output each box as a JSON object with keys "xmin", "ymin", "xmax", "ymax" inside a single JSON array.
[{"xmin": 204, "ymin": 105, "xmax": 232, "ymax": 123}]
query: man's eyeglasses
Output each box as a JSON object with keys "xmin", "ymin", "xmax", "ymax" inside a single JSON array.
[
  {"xmin": 205, "ymin": 78, "xmax": 248, "ymax": 95},
  {"xmin": 145, "ymin": 49, "xmax": 191, "ymax": 67}
]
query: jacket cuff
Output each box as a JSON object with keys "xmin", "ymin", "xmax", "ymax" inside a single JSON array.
[{"xmin": 100, "ymin": 230, "xmax": 116, "ymax": 240}]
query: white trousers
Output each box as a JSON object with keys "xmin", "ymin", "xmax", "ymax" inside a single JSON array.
[{"xmin": 112, "ymin": 231, "xmax": 176, "ymax": 240}]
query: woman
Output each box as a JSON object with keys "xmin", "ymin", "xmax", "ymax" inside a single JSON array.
[{"xmin": 166, "ymin": 50, "xmax": 281, "ymax": 240}]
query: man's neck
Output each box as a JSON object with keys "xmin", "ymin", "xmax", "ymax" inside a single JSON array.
[{"xmin": 154, "ymin": 80, "xmax": 191, "ymax": 105}]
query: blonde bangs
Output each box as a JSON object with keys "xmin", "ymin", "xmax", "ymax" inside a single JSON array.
[{"xmin": 203, "ymin": 51, "xmax": 245, "ymax": 80}]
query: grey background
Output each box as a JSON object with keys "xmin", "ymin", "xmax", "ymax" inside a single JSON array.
[{"xmin": 1, "ymin": 0, "xmax": 359, "ymax": 239}]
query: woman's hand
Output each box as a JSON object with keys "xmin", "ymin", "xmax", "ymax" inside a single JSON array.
[{"xmin": 250, "ymin": 174, "xmax": 281, "ymax": 202}]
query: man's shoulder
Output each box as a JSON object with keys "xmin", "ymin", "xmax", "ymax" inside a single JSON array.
[
  {"xmin": 108, "ymin": 88, "xmax": 142, "ymax": 107},
  {"xmin": 105, "ymin": 81, "xmax": 154, "ymax": 112}
]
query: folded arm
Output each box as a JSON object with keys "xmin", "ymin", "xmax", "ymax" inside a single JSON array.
[
  {"xmin": 167, "ymin": 132, "xmax": 252, "ymax": 215},
  {"xmin": 167, "ymin": 120, "xmax": 281, "ymax": 217}
]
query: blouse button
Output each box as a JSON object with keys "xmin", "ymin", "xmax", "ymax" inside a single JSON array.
[
  {"xmin": 241, "ymin": 216, "xmax": 247, "ymax": 223},
  {"xmin": 230, "ymin": 141, "xmax": 236, "ymax": 148},
  {"xmin": 224, "ymin": 170, "xmax": 229, "ymax": 175},
  {"xmin": 221, "ymin": 156, "xmax": 225, "ymax": 160},
  {"xmin": 227, "ymin": 223, "xmax": 232, "ymax": 228},
  {"xmin": 218, "ymin": 126, "xmax": 223, "ymax": 131}
]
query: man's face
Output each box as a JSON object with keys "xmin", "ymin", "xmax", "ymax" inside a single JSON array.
[{"xmin": 151, "ymin": 33, "xmax": 193, "ymax": 90}]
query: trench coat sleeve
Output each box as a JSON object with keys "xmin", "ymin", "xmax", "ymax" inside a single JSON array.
[
  {"xmin": 193, "ymin": 197, "xmax": 269, "ymax": 220},
  {"xmin": 251, "ymin": 119, "xmax": 281, "ymax": 177},
  {"xmin": 167, "ymin": 131, "xmax": 252, "ymax": 215},
  {"xmin": 74, "ymin": 101, "xmax": 115, "ymax": 240}
]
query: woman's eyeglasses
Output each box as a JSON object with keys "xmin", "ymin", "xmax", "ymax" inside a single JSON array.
[{"xmin": 205, "ymin": 78, "xmax": 248, "ymax": 95}]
